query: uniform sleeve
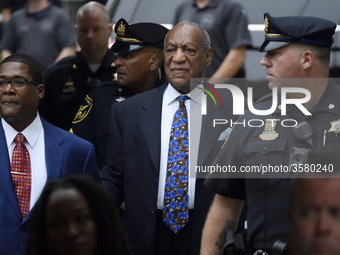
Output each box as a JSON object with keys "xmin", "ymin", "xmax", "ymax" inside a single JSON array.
[
  {"xmin": 100, "ymin": 103, "xmax": 124, "ymax": 207},
  {"xmin": 223, "ymin": 2, "xmax": 252, "ymax": 50},
  {"xmin": 204, "ymin": 122, "xmax": 246, "ymax": 200}
]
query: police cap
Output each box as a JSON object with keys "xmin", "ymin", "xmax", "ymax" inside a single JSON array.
[
  {"xmin": 111, "ymin": 18, "xmax": 169, "ymax": 53},
  {"xmin": 259, "ymin": 12, "xmax": 336, "ymax": 52}
]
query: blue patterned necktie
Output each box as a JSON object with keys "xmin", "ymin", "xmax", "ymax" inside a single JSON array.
[{"xmin": 163, "ymin": 95, "xmax": 189, "ymax": 233}]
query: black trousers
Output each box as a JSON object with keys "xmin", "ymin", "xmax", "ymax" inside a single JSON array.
[{"xmin": 155, "ymin": 209, "xmax": 194, "ymax": 255}]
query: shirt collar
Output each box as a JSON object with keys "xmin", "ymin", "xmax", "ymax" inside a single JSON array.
[
  {"xmin": 26, "ymin": 3, "xmax": 52, "ymax": 18},
  {"xmin": 2, "ymin": 114, "xmax": 43, "ymax": 149},
  {"xmin": 164, "ymin": 83, "xmax": 203, "ymax": 106}
]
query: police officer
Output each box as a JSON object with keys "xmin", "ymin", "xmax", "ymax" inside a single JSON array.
[
  {"xmin": 70, "ymin": 18, "xmax": 169, "ymax": 168},
  {"xmin": 38, "ymin": 2, "xmax": 116, "ymax": 131},
  {"xmin": 200, "ymin": 13, "xmax": 340, "ymax": 255}
]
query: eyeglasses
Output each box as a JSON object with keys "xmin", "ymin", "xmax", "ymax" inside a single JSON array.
[{"xmin": 0, "ymin": 78, "xmax": 40, "ymax": 90}]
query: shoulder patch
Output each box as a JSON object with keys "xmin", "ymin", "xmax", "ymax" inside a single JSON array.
[{"xmin": 72, "ymin": 95, "xmax": 93, "ymax": 124}]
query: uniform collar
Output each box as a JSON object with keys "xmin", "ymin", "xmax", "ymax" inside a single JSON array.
[{"xmin": 73, "ymin": 50, "xmax": 116, "ymax": 69}]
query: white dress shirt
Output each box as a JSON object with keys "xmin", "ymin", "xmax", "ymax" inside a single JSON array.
[
  {"xmin": 2, "ymin": 114, "xmax": 47, "ymax": 210},
  {"xmin": 157, "ymin": 84, "xmax": 203, "ymax": 209}
]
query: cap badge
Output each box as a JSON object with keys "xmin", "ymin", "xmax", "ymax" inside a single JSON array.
[
  {"xmin": 117, "ymin": 21, "xmax": 125, "ymax": 36},
  {"xmin": 264, "ymin": 16, "xmax": 269, "ymax": 33}
]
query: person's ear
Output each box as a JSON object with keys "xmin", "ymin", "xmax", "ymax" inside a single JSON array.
[
  {"xmin": 205, "ymin": 47, "xmax": 214, "ymax": 66},
  {"xmin": 108, "ymin": 23, "xmax": 113, "ymax": 34},
  {"xmin": 150, "ymin": 54, "xmax": 160, "ymax": 71},
  {"xmin": 37, "ymin": 84, "xmax": 45, "ymax": 99},
  {"xmin": 301, "ymin": 50, "xmax": 313, "ymax": 70}
]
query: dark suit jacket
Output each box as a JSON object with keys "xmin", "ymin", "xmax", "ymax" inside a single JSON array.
[
  {"xmin": 0, "ymin": 118, "xmax": 100, "ymax": 255},
  {"xmin": 101, "ymin": 85, "xmax": 236, "ymax": 255}
]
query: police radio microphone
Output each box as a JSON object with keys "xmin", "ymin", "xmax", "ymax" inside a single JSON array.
[
  {"xmin": 289, "ymin": 121, "xmax": 315, "ymax": 166},
  {"xmin": 292, "ymin": 121, "xmax": 315, "ymax": 153}
]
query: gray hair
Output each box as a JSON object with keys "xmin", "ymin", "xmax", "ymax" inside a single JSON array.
[
  {"xmin": 294, "ymin": 42, "xmax": 331, "ymax": 76},
  {"xmin": 165, "ymin": 21, "xmax": 211, "ymax": 53}
]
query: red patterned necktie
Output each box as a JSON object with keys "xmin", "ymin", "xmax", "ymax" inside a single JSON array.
[
  {"xmin": 163, "ymin": 95, "xmax": 189, "ymax": 233},
  {"xmin": 11, "ymin": 133, "xmax": 31, "ymax": 219}
]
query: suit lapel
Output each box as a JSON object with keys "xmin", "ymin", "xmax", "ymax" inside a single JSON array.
[
  {"xmin": 0, "ymin": 119, "xmax": 66, "ymax": 224},
  {"xmin": 139, "ymin": 86, "xmax": 165, "ymax": 172},
  {"xmin": 0, "ymin": 121, "xmax": 22, "ymax": 219},
  {"xmin": 137, "ymin": 86, "xmax": 225, "ymax": 170},
  {"xmin": 22, "ymin": 120, "xmax": 64, "ymax": 225},
  {"xmin": 42, "ymin": 119, "xmax": 64, "ymax": 179}
]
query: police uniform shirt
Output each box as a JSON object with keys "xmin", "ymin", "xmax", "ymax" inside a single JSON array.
[
  {"xmin": 70, "ymin": 74, "xmax": 168, "ymax": 168},
  {"xmin": 39, "ymin": 50, "xmax": 116, "ymax": 131},
  {"xmin": 205, "ymin": 80, "xmax": 340, "ymax": 252},
  {"xmin": 71, "ymin": 81, "xmax": 135, "ymax": 168}
]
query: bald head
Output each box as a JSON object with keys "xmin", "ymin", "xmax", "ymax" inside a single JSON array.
[
  {"xmin": 75, "ymin": 1, "xmax": 113, "ymax": 63},
  {"xmin": 76, "ymin": 1, "xmax": 110, "ymax": 24}
]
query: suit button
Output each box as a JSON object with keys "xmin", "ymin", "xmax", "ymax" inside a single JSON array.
[
  {"xmin": 152, "ymin": 209, "xmax": 156, "ymax": 214},
  {"xmin": 147, "ymin": 239, "xmax": 153, "ymax": 245},
  {"xmin": 155, "ymin": 178, "xmax": 158, "ymax": 182},
  {"xmin": 263, "ymin": 147, "xmax": 267, "ymax": 152}
]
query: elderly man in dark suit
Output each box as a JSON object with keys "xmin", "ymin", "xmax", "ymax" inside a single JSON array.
[
  {"xmin": 0, "ymin": 54, "xmax": 100, "ymax": 255},
  {"xmin": 101, "ymin": 21, "xmax": 237, "ymax": 255}
]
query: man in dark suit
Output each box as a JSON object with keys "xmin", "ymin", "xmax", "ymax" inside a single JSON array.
[
  {"xmin": 101, "ymin": 21, "xmax": 236, "ymax": 255},
  {"xmin": 0, "ymin": 54, "xmax": 100, "ymax": 255}
]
